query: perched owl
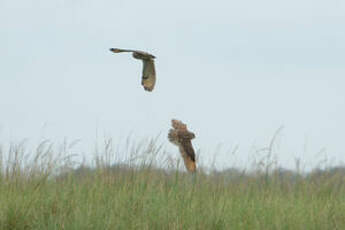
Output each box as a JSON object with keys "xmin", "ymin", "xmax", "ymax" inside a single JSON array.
[
  {"xmin": 109, "ymin": 48, "xmax": 156, "ymax": 92},
  {"xmin": 168, "ymin": 119, "xmax": 197, "ymax": 173}
]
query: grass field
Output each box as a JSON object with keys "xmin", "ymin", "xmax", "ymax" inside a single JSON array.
[{"xmin": 1, "ymin": 140, "xmax": 345, "ymax": 229}]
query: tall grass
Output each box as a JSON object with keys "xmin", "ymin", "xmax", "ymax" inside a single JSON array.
[{"xmin": 0, "ymin": 138, "xmax": 345, "ymax": 229}]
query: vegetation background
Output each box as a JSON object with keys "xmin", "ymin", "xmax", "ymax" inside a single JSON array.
[{"xmin": 1, "ymin": 137, "xmax": 344, "ymax": 230}]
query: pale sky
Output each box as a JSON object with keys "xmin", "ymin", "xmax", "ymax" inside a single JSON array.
[{"xmin": 1, "ymin": 0, "xmax": 345, "ymax": 170}]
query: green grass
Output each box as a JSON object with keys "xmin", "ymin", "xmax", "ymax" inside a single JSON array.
[{"xmin": 0, "ymin": 140, "xmax": 345, "ymax": 229}]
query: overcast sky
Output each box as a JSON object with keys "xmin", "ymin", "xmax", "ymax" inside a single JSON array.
[{"xmin": 1, "ymin": 0, "xmax": 345, "ymax": 170}]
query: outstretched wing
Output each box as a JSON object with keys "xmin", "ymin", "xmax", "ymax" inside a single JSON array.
[
  {"xmin": 168, "ymin": 129, "xmax": 180, "ymax": 146},
  {"xmin": 141, "ymin": 59, "xmax": 156, "ymax": 92},
  {"xmin": 176, "ymin": 137, "xmax": 196, "ymax": 172},
  {"xmin": 180, "ymin": 138, "xmax": 196, "ymax": 162}
]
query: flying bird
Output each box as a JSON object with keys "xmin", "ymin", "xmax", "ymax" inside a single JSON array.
[
  {"xmin": 168, "ymin": 119, "xmax": 197, "ymax": 173},
  {"xmin": 109, "ymin": 48, "xmax": 156, "ymax": 92}
]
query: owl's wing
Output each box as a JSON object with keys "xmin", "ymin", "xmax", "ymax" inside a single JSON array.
[
  {"xmin": 180, "ymin": 138, "xmax": 196, "ymax": 162},
  {"xmin": 179, "ymin": 139, "xmax": 196, "ymax": 172},
  {"xmin": 168, "ymin": 129, "xmax": 180, "ymax": 146},
  {"xmin": 141, "ymin": 59, "xmax": 156, "ymax": 92},
  {"xmin": 171, "ymin": 119, "xmax": 187, "ymax": 131}
]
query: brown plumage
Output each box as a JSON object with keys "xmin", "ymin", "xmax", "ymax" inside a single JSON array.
[
  {"xmin": 109, "ymin": 48, "xmax": 156, "ymax": 92},
  {"xmin": 168, "ymin": 119, "xmax": 197, "ymax": 173}
]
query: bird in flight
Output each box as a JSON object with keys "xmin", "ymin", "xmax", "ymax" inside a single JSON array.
[
  {"xmin": 168, "ymin": 119, "xmax": 197, "ymax": 173},
  {"xmin": 109, "ymin": 48, "xmax": 156, "ymax": 92}
]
